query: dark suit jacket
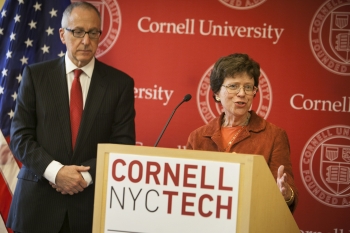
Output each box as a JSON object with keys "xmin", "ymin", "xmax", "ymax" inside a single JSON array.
[{"xmin": 7, "ymin": 57, "xmax": 135, "ymax": 233}]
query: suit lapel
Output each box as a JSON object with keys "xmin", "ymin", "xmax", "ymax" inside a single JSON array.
[
  {"xmin": 48, "ymin": 57, "xmax": 72, "ymax": 155},
  {"xmin": 74, "ymin": 60, "xmax": 107, "ymax": 153}
]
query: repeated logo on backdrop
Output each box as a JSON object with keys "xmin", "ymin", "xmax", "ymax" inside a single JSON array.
[
  {"xmin": 196, "ymin": 66, "xmax": 272, "ymax": 124},
  {"xmin": 299, "ymin": 0, "xmax": 350, "ymax": 210},
  {"xmin": 309, "ymin": 0, "xmax": 350, "ymax": 76},
  {"xmin": 219, "ymin": 0, "xmax": 267, "ymax": 10},
  {"xmin": 300, "ymin": 125, "xmax": 350, "ymax": 208},
  {"xmin": 58, "ymin": 0, "xmax": 350, "ymax": 231}
]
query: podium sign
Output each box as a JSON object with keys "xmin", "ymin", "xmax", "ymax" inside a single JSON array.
[
  {"xmin": 104, "ymin": 153, "xmax": 240, "ymax": 232},
  {"xmin": 93, "ymin": 144, "xmax": 300, "ymax": 233}
]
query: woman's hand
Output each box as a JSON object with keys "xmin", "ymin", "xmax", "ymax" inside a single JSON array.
[{"xmin": 277, "ymin": 165, "xmax": 293, "ymax": 203}]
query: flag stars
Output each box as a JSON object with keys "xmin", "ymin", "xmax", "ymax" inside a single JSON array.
[
  {"xmin": 2, "ymin": 68, "xmax": 8, "ymax": 77},
  {"xmin": 8, "ymin": 109, "xmax": 14, "ymax": 119},
  {"xmin": 24, "ymin": 38, "xmax": 33, "ymax": 47},
  {"xmin": 1, "ymin": 10, "xmax": 6, "ymax": 18},
  {"xmin": 12, "ymin": 92, "xmax": 17, "ymax": 101},
  {"xmin": 14, "ymin": 14, "xmax": 21, "ymax": 23},
  {"xmin": 16, "ymin": 74, "xmax": 22, "ymax": 83},
  {"xmin": 10, "ymin": 32, "xmax": 16, "ymax": 41},
  {"xmin": 41, "ymin": 44, "xmax": 50, "ymax": 54},
  {"xmin": 20, "ymin": 56, "xmax": 28, "ymax": 65},
  {"xmin": 28, "ymin": 20, "xmax": 37, "ymax": 29},
  {"xmin": 6, "ymin": 50, "xmax": 12, "ymax": 59},
  {"xmin": 1, "ymin": 2, "xmax": 67, "ymax": 141},
  {"xmin": 49, "ymin": 8, "xmax": 57, "ymax": 18},
  {"xmin": 46, "ymin": 27, "xmax": 54, "ymax": 36},
  {"xmin": 33, "ymin": 2, "xmax": 42, "ymax": 11},
  {"xmin": 58, "ymin": 51, "xmax": 65, "ymax": 57}
]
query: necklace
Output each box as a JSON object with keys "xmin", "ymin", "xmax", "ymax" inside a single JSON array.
[
  {"xmin": 222, "ymin": 112, "xmax": 251, "ymax": 152},
  {"xmin": 223, "ymin": 126, "xmax": 245, "ymax": 152},
  {"xmin": 222, "ymin": 112, "xmax": 251, "ymax": 127}
]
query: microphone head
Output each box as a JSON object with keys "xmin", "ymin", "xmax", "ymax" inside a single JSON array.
[{"xmin": 183, "ymin": 94, "xmax": 192, "ymax": 102}]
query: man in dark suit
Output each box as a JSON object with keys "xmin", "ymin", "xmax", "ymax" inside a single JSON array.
[{"xmin": 7, "ymin": 2, "xmax": 135, "ymax": 233}]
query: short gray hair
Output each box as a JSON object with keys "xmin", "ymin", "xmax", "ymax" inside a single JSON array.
[{"xmin": 61, "ymin": 1, "xmax": 101, "ymax": 28}]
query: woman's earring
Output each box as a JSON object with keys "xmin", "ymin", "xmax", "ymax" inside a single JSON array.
[{"xmin": 215, "ymin": 96, "xmax": 221, "ymax": 101}]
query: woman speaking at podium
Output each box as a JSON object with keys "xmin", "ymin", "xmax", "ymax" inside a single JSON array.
[{"xmin": 186, "ymin": 53, "xmax": 298, "ymax": 212}]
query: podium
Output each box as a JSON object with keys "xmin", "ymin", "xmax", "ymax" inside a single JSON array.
[{"xmin": 93, "ymin": 144, "xmax": 299, "ymax": 233}]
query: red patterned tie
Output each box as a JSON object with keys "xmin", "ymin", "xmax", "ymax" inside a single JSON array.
[{"xmin": 70, "ymin": 69, "xmax": 83, "ymax": 149}]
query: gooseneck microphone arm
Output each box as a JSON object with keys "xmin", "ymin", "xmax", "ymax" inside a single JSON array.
[{"xmin": 154, "ymin": 94, "xmax": 192, "ymax": 147}]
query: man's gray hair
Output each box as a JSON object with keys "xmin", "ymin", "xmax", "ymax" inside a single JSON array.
[{"xmin": 61, "ymin": 1, "xmax": 101, "ymax": 28}]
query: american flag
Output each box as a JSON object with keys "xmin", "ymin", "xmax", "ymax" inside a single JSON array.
[{"xmin": 0, "ymin": 0, "xmax": 70, "ymax": 232}]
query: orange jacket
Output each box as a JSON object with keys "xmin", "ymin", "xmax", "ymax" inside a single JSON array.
[{"xmin": 186, "ymin": 110, "xmax": 298, "ymax": 212}]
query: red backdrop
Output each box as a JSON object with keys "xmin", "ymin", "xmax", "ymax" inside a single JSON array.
[{"xmin": 89, "ymin": 0, "xmax": 349, "ymax": 231}]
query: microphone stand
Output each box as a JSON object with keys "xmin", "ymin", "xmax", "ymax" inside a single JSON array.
[{"xmin": 154, "ymin": 94, "xmax": 191, "ymax": 147}]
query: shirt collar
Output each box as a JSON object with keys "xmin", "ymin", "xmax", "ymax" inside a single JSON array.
[{"xmin": 65, "ymin": 53, "xmax": 95, "ymax": 78}]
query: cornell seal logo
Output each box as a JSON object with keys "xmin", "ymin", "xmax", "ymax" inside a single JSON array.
[
  {"xmin": 309, "ymin": 0, "xmax": 350, "ymax": 76},
  {"xmin": 300, "ymin": 125, "xmax": 350, "ymax": 208},
  {"xmin": 197, "ymin": 65, "xmax": 272, "ymax": 124},
  {"xmin": 219, "ymin": 0, "xmax": 267, "ymax": 10},
  {"xmin": 72, "ymin": 0, "xmax": 122, "ymax": 58}
]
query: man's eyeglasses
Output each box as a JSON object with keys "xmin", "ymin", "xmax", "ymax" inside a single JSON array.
[
  {"xmin": 65, "ymin": 28, "xmax": 102, "ymax": 39},
  {"xmin": 222, "ymin": 84, "xmax": 258, "ymax": 95}
]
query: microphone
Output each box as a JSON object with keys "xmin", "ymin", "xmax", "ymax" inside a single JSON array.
[{"xmin": 154, "ymin": 94, "xmax": 192, "ymax": 147}]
